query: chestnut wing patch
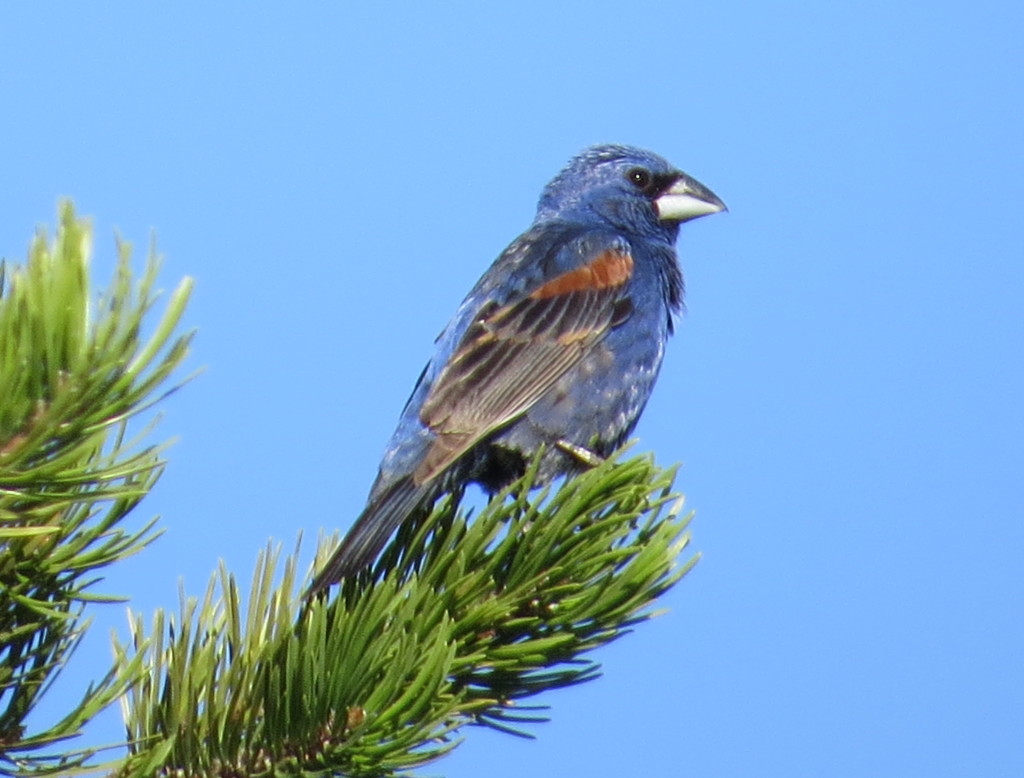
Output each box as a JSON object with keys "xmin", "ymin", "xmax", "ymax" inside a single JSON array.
[
  {"xmin": 530, "ymin": 249, "xmax": 633, "ymax": 299},
  {"xmin": 414, "ymin": 247, "xmax": 634, "ymax": 484}
]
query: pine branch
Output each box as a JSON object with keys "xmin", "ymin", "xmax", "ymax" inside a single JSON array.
[
  {"xmin": 0, "ymin": 203, "xmax": 194, "ymax": 776},
  {"xmin": 1, "ymin": 204, "xmax": 697, "ymax": 778},
  {"xmin": 117, "ymin": 450, "xmax": 696, "ymax": 777}
]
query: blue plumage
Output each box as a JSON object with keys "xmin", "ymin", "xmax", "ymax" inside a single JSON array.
[{"xmin": 311, "ymin": 144, "xmax": 725, "ymax": 591}]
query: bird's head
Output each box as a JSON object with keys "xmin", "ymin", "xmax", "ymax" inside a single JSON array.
[{"xmin": 536, "ymin": 144, "xmax": 726, "ymax": 239}]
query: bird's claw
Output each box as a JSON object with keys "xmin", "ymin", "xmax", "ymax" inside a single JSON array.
[{"xmin": 556, "ymin": 439, "xmax": 605, "ymax": 467}]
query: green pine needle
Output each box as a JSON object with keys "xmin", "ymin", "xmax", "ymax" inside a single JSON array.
[
  {"xmin": 0, "ymin": 203, "xmax": 194, "ymax": 776},
  {"xmin": 117, "ymin": 450, "xmax": 696, "ymax": 777}
]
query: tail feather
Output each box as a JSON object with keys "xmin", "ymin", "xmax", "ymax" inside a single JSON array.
[{"xmin": 309, "ymin": 477, "xmax": 435, "ymax": 594}]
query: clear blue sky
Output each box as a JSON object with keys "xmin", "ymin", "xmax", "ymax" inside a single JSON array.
[{"xmin": 4, "ymin": 3, "xmax": 1022, "ymax": 776}]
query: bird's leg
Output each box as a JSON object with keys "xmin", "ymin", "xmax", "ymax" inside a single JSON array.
[{"xmin": 556, "ymin": 439, "xmax": 605, "ymax": 468}]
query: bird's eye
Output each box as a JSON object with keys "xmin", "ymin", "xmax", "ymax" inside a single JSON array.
[{"xmin": 627, "ymin": 168, "xmax": 651, "ymax": 190}]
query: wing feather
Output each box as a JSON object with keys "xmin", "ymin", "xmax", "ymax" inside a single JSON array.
[{"xmin": 413, "ymin": 244, "xmax": 634, "ymax": 483}]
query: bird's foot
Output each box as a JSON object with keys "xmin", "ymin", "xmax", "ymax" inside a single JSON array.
[{"xmin": 556, "ymin": 439, "xmax": 605, "ymax": 467}]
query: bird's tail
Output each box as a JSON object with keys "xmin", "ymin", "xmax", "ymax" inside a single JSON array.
[{"xmin": 308, "ymin": 477, "xmax": 436, "ymax": 594}]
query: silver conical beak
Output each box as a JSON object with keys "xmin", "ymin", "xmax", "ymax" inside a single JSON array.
[{"xmin": 655, "ymin": 173, "xmax": 727, "ymax": 223}]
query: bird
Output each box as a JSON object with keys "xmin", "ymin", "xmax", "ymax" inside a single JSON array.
[{"xmin": 310, "ymin": 144, "xmax": 725, "ymax": 593}]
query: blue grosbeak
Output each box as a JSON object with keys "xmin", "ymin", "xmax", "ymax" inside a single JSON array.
[{"xmin": 311, "ymin": 145, "xmax": 725, "ymax": 592}]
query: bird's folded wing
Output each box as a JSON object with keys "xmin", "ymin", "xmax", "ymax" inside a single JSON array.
[{"xmin": 414, "ymin": 242, "xmax": 635, "ymax": 483}]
